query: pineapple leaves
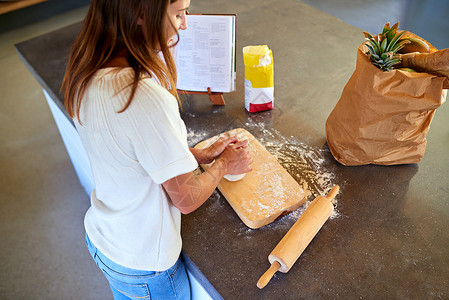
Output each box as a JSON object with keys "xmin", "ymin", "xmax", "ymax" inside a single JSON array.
[
  {"xmin": 368, "ymin": 39, "xmax": 381, "ymax": 55},
  {"xmin": 370, "ymin": 53, "xmax": 380, "ymax": 61},
  {"xmin": 363, "ymin": 31, "xmax": 374, "ymax": 39},
  {"xmin": 385, "ymin": 23, "xmax": 400, "ymax": 45},
  {"xmin": 365, "ymin": 43, "xmax": 376, "ymax": 54},
  {"xmin": 386, "ymin": 31, "xmax": 407, "ymax": 52},
  {"xmin": 386, "ymin": 31, "xmax": 395, "ymax": 44},
  {"xmin": 390, "ymin": 39, "xmax": 410, "ymax": 53},
  {"xmin": 382, "ymin": 22, "xmax": 391, "ymax": 35},
  {"xmin": 390, "ymin": 22, "xmax": 399, "ymax": 31},
  {"xmin": 384, "ymin": 58, "xmax": 400, "ymax": 68},
  {"xmin": 380, "ymin": 38, "xmax": 388, "ymax": 53},
  {"xmin": 363, "ymin": 22, "xmax": 405, "ymax": 71}
]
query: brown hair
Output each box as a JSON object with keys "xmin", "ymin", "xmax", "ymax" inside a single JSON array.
[{"xmin": 61, "ymin": 0, "xmax": 179, "ymax": 121}]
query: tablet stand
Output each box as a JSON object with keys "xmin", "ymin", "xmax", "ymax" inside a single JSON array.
[{"xmin": 178, "ymin": 87, "xmax": 226, "ymax": 105}]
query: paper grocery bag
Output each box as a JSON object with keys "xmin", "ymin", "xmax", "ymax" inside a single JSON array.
[
  {"xmin": 243, "ymin": 45, "xmax": 274, "ymax": 112},
  {"xmin": 325, "ymin": 43, "xmax": 448, "ymax": 166}
]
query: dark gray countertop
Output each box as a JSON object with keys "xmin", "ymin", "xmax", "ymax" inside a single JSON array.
[{"xmin": 16, "ymin": 0, "xmax": 449, "ymax": 299}]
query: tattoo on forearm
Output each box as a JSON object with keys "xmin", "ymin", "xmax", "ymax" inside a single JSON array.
[{"xmin": 164, "ymin": 174, "xmax": 203, "ymax": 209}]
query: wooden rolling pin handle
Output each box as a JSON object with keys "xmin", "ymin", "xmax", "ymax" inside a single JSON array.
[
  {"xmin": 326, "ymin": 185, "xmax": 340, "ymax": 201},
  {"xmin": 257, "ymin": 261, "xmax": 281, "ymax": 289},
  {"xmin": 257, "ymin": 186, "xmax": 340, "ymax": 289}
]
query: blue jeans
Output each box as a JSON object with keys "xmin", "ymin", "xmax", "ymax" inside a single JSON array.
[{"xmin": 85, "ymin": 234, "xmax": 191, "ymax": 299}]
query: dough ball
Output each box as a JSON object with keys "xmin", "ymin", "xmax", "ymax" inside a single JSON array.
[{"xmin": 224, "ymin": 173, "xmax": 246, "ymax": 182}]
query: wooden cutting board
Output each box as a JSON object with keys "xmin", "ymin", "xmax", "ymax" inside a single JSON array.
[{"xmin": 195, "ymin": 128, "xmax": 306, "ymax": 229}]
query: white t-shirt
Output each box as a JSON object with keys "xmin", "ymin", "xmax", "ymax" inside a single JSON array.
[{"xmin": 74, "ymin": 67, "xmax": 198, "ymax": 271}]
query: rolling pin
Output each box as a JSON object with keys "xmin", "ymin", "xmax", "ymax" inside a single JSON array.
[{"xmin": 257, "ymin": 185, "xmax": 339, "ymax": 289}]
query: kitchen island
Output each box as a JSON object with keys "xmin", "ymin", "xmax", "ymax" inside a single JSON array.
[{"xmin": 15, "ymin": 0, "xmax": 449, "ymax": 298}]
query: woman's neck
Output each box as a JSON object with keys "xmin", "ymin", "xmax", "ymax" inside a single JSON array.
[{"xmin": 101, "ymin": 56, "xmax": 130, "ymax": 68}]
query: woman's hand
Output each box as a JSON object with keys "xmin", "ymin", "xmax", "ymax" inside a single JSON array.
[
  {"xmin": 216, "ymin": 140, "xmax": 253, "ymax": 175},
  {"xmin": 190, "ymin": 135, "xmax": 239, "ymax": 164},
  {"xmin": 164, "ymin": 138, "xmax": 252, "ymax": 214}
]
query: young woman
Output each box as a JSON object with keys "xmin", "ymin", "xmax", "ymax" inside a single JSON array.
[{"xmin": 61, "ymin": 0, "xmax": 252, "ymax": 299}]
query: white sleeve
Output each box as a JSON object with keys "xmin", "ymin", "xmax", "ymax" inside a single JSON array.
[{"xmin": 122, "ymin": 80, "xmax": 198, "ymax": 184}]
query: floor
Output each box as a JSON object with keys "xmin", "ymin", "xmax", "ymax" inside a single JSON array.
[
  {"xmin": 0, "ymin": 5, "xmax": 110, "ymax": 299},
  {"xmin": 0, "ymin": 1, "xmax": 448, "ymax": 299}
]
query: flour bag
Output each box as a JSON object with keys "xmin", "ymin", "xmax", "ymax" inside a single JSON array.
[{"xmin": 243, "ymin": 45, "xmax": 274, "ymax": 112}]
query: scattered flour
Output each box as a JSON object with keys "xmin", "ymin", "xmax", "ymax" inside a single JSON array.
[
  {"xmin": 187, "ymin": 121, "xmax": 342, "ymax": 227},
  {"xmin": 243, "ymin": 121, "xmax": 341, "ymax": 222},
  {"xmin": 187, "ymin": 128, "xmax": 208, "ymax": 147}
]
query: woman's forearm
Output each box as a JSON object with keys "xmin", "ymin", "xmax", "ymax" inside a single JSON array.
[
  {"xmin": 162, "ymin": 159, "xmax": 228, "ymax": 214},
  {"xmin": 165, "ymin": 140, "xmax": 251, "ymax": 214}
]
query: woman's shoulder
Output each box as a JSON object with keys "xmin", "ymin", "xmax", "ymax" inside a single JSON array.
[
  {"xmin": 92, "ymin": 67, "xmax": 178, "ymax": 112},
  {"xmin": 136, "ymin": 75, "xmax": 177, "ymax": 103},
  {"xmin": 95, "ymin": 68, "xmax": 167, "ymax": 90},
  {"xmin": 93, "ymin": 68, "xmax": 166, "ymax": 96}
]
